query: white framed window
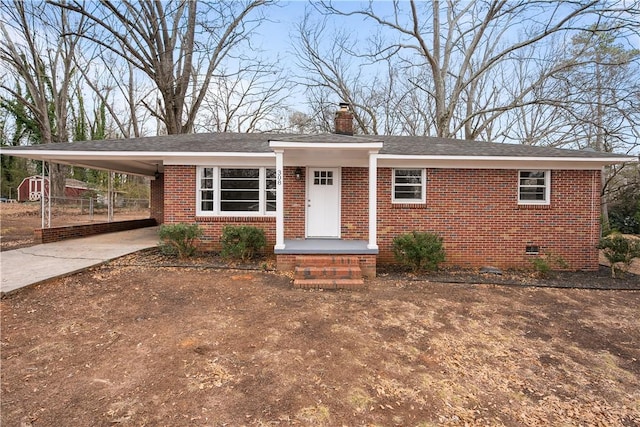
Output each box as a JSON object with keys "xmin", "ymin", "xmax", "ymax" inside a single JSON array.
[
  {"xmin": 392, "ymin": 168, "xmax": 426, "ymax": 203},
  {"xmin": 518, "ymin": 170, "xmax": 550, "ymax": 205},
  {"xmin": 196, "ymin": 166, "xmax": 276, "ymax": 216},
  {"xmin": 199, "ymin": 167, "xmax": 216, "ymax": 212}
]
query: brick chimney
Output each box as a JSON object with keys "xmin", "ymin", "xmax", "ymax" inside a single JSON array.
[{"xmin": 334, "ymin": 102, "xmax": 353, "ymax": 135}]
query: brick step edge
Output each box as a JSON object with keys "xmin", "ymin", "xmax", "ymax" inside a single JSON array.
[
  {"xmin": 294, "ymin": 256, "xmax": 361, "ymax": 266},
  {"xmin": 294, "ymin": 266, "xmax": 363, "ymax": 280},
  {"xmin": 293, "ymin": 279, "xmax": 365, "ymax": 290}
]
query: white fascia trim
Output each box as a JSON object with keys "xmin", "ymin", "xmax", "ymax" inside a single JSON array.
[
  {"xmin": 377, "ymin": 154, "xmax": 636, "ymax": 162},
  {"xmin": 165, "ymin": 157, "xmax": 276, "ymax": 166},
  {"xmin": 0, "ymin": 150, "xmax": 275, "ymax": 159},
  {"xmin": 269, "ymin": 141, "xmax": 383, "ymax": 150},
  {"xmin": 377, "ymin": 154, "xmax": 636, "ymax": 169}
]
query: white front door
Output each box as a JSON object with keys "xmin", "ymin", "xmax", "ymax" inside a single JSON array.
[{"xmin": 307, "ymin": 168, "xmax": 340, "ymax": 238}]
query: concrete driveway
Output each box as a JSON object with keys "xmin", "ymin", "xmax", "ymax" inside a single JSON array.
[{"xmin": 1, "ymin": 226, "xmax": 159, "ymax": 294}]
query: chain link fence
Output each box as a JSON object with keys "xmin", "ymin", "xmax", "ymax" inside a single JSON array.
[{"xmin": 43, "ymin": 197, "xmax": 150, "ymax": 224}]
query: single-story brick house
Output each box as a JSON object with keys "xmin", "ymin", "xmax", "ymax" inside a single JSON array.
[{"xmin": 2, "ymin": 105, "xmax": 636, "ymax": 286}]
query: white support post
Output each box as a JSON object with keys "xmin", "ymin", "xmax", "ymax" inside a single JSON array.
[
  {"xmin": 41, "ymin": 161, "xmax": 49, "ymax": 229},
  {"xmin": 108, "ymin": 171, "xmax": 114, "ymax": 222},
  {"xmin": 46, "ymin": 163, "xmax": 51, "ymax": 228},
  {"xmin": 368, "ymin": 151, "xmax": 378, "ymax": 250},
  {"xmin": 274, "ymin": 150, "xmax": 285, "ymax": 250}
]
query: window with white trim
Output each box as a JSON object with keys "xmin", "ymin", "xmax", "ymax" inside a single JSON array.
[
  {"xmin": 200, "ymin": 167, "xmax": 215, "ymax": 212},
  {"xmin": 392, "ymin": 169, "xmax": 426, "ymax": 203},
  {"xmin": 518, "ymin": 170, "xmax": 550, "ymax": 205},
  {"xmin": 197, "ymin": 167, "xmax": 276, "ymax": 215}
]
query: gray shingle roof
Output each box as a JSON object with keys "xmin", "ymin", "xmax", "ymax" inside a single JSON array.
[{"xmin": 2, "ymin": 132, "xmax": 631, "ymax": 159}]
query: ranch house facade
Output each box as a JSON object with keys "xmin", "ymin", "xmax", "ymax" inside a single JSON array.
[{"xmin": 2, "ymin": 105, "xmax": 635, "ymax": 285}]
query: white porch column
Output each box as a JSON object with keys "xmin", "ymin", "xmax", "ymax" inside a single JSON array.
[
  {"xmin": 108, "ymin": 171, "xmax": 114, "ymax": 222},
  {"xmin": 274, "ymin": 149, "xmax": 285, "ymax": 250},
  {"xmin": 368, "ymin": 151, "xmax": 378, "ymax": 250},
  {"xmin": 41, "ymin": 161, "xmax": 50, "ymax": 229}
]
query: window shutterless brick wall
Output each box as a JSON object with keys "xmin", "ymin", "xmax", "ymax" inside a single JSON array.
[
  {"xmin": 165, "ymin": 164, "xmax": 601, "ymax": 271},
  {"xmin": 164, "ymin": 165, "xmax": 276, "ymax": 252},
  {"xmin": 376, "ymin": 167, "xmax": 601, "ymax": 271}
]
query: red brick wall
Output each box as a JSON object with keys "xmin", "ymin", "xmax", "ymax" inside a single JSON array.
[
  {"xmin": 377, "ymin": 168, "xmax": 601, "ymax": 271},
  {"xmin": 150, "ymin": 174, "xmax": 164, "ymax": 224},
  {"xmin": 284, "ymin": 166, "xmax": 305, "ymax": 239},
  {"xmin": 164, "ymin": 164, "xmax": 601, "ymax": 271},
  {"xmin": 164, "ymin": 166, "xmax": 196, "ymax": 224},
  {"xmin": 341, "ymin": 167, "xmax": 369, "ymax": 240},
  {"xmin": 164, "ymin": 165, "xmax": 276, "ymax": 252}
]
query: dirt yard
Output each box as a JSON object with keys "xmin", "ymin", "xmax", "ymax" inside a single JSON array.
[
  {"xmin": 0, "ymin": 202, "xmax": 150, "ymax": 251},
  {"xmin": 1, "ymin": 203, "xmax": 639, "ymax": 426},
  {"xmin": 2, "ymin": 248, "xmax": 639, "ymax": 426}
]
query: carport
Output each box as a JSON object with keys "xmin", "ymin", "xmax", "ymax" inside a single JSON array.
[{"xmin": 1, "ymin": 140, "xmax": 165, "ymax": 230}]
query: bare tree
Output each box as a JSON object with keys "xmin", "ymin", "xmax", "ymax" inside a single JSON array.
[
  {"xmin": 0, "ymin": 0, "xmax": 87, "ymax": 196},
  {"xmin": 293, "ymin": 14, "xmax": 364, "ymax": 133},
  {"xmin": 49, "ymin": 0, "xmax": 273, "ymax": 135},
  {"xmin": 560, "ymin": 28, "xmax": 640, "ymax": 226},
  {"xmin": 494, "ymin": 24, "xmax": 639, "ymax": 226},
  {"xmin": 560, "ymin": 29, "xmax": 639, "ymax": 154},
  {"xmin": 75, "ymin": 48, "xmax": 157, "ymax": 139},
  {"xmin": 293, "ymin": 13, "xmax": 409, "ymax": 135},
  {"xmin": 306, "ymin": 0, "xmax": 638, "ymax": 139},
  {"xmin": 195, "ymin": 60, "xmax": 293, "ymax": 133}
]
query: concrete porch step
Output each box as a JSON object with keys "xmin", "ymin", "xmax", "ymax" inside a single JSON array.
[
  {"xmin": 293, "ymin": 278, "xmax": 365, "ymax": 290},
  {"xmin": 294, "ymin": 266, "xmax": 363, "ymax": 280}
]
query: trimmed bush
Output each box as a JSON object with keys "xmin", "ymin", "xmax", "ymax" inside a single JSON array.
[
  {"xmin": 393, "ymin": 231, "xmax": 445, "ymax": 272},
  {"xmin": 158, "ymin": 223, "xmax": 202, "ymax": 258},
  {"xmin": 598, "ymin": 234, "xmax": 640, "ymax": 278},
  {"xmin": 220, "ymin": 225, "xmax": 266, "ymax": 261}
]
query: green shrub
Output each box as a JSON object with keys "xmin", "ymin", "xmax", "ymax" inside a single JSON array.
[
  {"xmin": 598, "ymin": 234, "xmax": 640, "ymax": 278},
  {"xmin": 530, "ymin": 252, "xmax": 568, "ymax": 278},
  {"xmin": 608, "ymin": 189, "xmax": 640, "ymax": 234},
  {"xmin": 393, "ymin": 231, "xmax": 445, "ymax": 272},
  {"xmin": 220, "ymin": 225, "xmax": 266, "ymax": 261},
  {"xmin": 158, "ymin": 223, "xmax": 203, "ymax": 258}
]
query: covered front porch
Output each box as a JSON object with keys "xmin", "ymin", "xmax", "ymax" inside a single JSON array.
[
  {"xmin": 269, "ymin": 136, "xmax": 383, "ymax": 254},
  {"xmin": 267, "ymin": 137, "xmax": 383, "ymax": 286}
]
